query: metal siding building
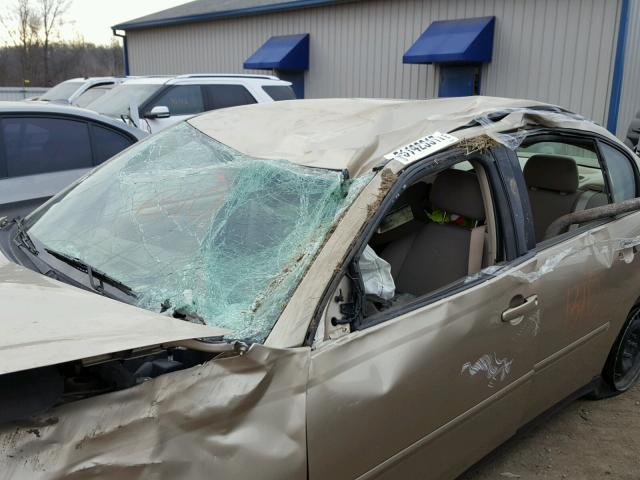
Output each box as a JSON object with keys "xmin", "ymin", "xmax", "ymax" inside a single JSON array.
[
  {"xmin": 619, "ymin": 0, "xmax": 640, "ymax": 137},
  {"xmin": 116, "ymin": 0, "xmax": 640, "ymax": 136}
]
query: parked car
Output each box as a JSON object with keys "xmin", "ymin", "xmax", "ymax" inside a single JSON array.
[
  {"xmin": 0, "ymin": 102, "xmax": 146, "ymax": 219},
  {"xmin": 34, "ymin": 77, "xmax": 124, "ymax": 104},
  {"xmin": 2, "ymin": 97, "xmax": 640, "ymax": 480},
  {"xmin": 84, "ymin": 73, "xmax": 297, "ymax": 133}
]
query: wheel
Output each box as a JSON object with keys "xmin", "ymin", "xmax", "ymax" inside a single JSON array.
[{"xmin": 592, "ymin": 307, "xmax": 640, "ymax": 399}]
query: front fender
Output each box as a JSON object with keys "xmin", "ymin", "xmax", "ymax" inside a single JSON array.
[{"xmin": 0, "ymin": 344, "xmax": 311, "ymax": 480}]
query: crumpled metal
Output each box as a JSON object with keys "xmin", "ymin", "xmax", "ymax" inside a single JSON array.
[
  {"xmin": 0, "ymin": 345, "xmax": 310, "ymax": 480},
  {"xmin": 469, "ymin": 107, "xmax": 590, "ymax": 151}
]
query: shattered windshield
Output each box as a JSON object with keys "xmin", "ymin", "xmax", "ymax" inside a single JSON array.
[
  {"xmin": 28, "ymin": 122, "xmax": 370, "ymax": 342},
  {"xmin": 87, "ymin": 83, "xmax": 163, "ymax": 117}
]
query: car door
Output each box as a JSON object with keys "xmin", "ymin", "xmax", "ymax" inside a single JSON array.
[
  {"xmin": 306, "ymin": 152, "xmax": 542, "ymax": 480},
  {"xmin": 0, "ymin": 115, "xmax": 94, "ymax": 218},
  {"xmin": 509, "ymin": 133, "xmax": 640, "ymax": 422}
]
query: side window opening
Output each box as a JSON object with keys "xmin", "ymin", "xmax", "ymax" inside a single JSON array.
[
  {"xmin": 598, "ymin": 142, "xmax": 638, "ymax": 203},
  {"xmin": 1, "ymin": 117, "xmax": 92, "ymax": 177},
  {"xmin": 516, "ymin": 138, "xmax": 609, "ymax": 243},
  {"xmin": 262, "ymin": 85, "xmax": 297, "ymax": 101},
  {"xmin": 316, "ymin": 158, "xmax": 500, "ymax": 344},
  {"xmin": 360, "ymin": 163, "xmax": 495, "ymax": 317},
  {"xmin": 90, "ymin": 124, "xmax": 134, "ymax": 165},
  {"xmin": 147, "ymin": 85, "xmax": 204, "ymax": 116},
  {"xmin": 202, "ymin": 84, "xmax": 258, "ymax": 110}
]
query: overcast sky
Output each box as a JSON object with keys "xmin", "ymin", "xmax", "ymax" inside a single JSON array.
[
  {"xmin": 1, "ymin": 0, "xmax": 191, "ymax": 45},
  {"xmin": 64, "ymin": 0, "xmax": 190, "ymax": 44}
]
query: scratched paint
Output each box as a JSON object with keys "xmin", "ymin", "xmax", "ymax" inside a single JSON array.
[
  {"xmin": 507, "ymin": 235, "xmax": 640, "ymax": 286},
  {"xmin": 461, "ymin": 353, "xmax": 513, "ymax": 388},
  {"xmin": 515, "ymin": 310, "xmax": 541, "ymax": 338},
  {"xmin": 565, "ymin": 272, "xmax": 600, "ymax": 323}
]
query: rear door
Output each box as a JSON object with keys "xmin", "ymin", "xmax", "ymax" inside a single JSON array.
[
  {"xmin": 306, "ymin": 150, "xmax": 541, "ymax": 480},
  {"xmin": 509, "ymin": 132, "xmax": 640, "ymax": 422}
]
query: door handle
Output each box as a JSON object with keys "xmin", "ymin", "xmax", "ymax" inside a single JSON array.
[{"xmin": 502, "ymin": 295, "xmax": 539, "ymax": 325}]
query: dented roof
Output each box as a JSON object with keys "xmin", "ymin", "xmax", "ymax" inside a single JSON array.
[{"xmin": 189, "ymin": 96, "xmax": 620, "ymax": 177}]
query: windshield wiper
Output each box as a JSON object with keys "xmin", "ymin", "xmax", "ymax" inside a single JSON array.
[
  {"xmin": 12, "ymin": 217, "xmax": 39, "ymax": 255},
  {"xmin": 45, "ymin": 248, "xmax": 136, "ymax": 299}
]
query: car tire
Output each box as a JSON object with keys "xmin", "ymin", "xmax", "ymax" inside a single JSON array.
[{"xmin": 591, "ymin": 306, "xmax": 640, "ymax": 399}]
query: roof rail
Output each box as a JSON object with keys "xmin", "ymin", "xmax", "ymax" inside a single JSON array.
[{"xmin": 175, "ymin": 73, "xmax": 280, "ymax": 81}]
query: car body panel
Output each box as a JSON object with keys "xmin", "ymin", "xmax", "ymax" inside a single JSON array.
[
  {"xmin": 0, "ymin": 168, "xmax": 89, "ymax": 219},
  {"xmin": 0, "ymin": 344, "xmax": 310, "ymax": 480},
  {"xmin": 0, "ymin": 252, "xmax": 228, "ymax": 375},
  {"xmin": 0, "ymin": 168, "xmax": 89, "ymax": 205}
]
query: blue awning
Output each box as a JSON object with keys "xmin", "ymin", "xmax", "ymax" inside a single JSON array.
[
  {"xmin": 403, "ymin": 16, "xmax": 495, "ymax": 64},
  {"xmin": 244, "ymin": 34, "xmax": 310, "ymax": 71}
]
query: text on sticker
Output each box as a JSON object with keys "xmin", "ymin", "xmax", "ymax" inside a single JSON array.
[{"xmin": 384, "ymin": 132, "xmax": 459, "ymax": 165}]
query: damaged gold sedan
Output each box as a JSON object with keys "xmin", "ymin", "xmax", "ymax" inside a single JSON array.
[{"xmin": 2, "ymin": 97, "xmax": 640, "ymax": 479}]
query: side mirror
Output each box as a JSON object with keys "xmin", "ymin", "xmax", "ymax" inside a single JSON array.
[
  {"xmin": 144, "ymin": 105, "xmax": 170, "ymax": 119},
  {"xmin": 544, "ymin": 197, "xmax": 640, "ymax": 239}
]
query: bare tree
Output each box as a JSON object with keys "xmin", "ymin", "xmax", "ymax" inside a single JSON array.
[
  {"xmin": 0, "ymin": 0, "xmax": 121, "ymax": 87},
  {"xmin": 0, "ymin": 0, "xmax": 41, "ymax": 83},
  {"xmin": 40, "ymin": 0, "xmax": 71, "ymax": 85}
]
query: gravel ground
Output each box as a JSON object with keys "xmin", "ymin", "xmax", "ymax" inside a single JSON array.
[{"xmin": 459, "ymin": 385, "xmax": 640, "ymax": 479}]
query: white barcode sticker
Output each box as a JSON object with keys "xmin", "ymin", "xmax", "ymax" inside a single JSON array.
[{"xmin": 384, "ymin": 132, "xmax": 459, "ymax": 165}]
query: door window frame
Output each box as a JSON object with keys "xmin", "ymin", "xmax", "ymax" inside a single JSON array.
[
  {"xmin": 509, "ymin": 128, "xmax": 640, "ymax": 252},
  {"xmin": 0, "ymin": 115, "xmax": 7, "ymax": 178},
  {"xmin": 304, "ymin": 145, "xmax": 526, "ymax": 343},
  {"xmin": 88, "ymin": 121, "xmax": 136, "ymax": 166},
  {"xmin": 595, "ymin": 138, "xmax": 640, "ymax": 203},
  {"xmin": 140, "ymin": 85, "xmax": 205, "ymax": 117},
  {"xmin": 0, "ymin": 113, "xmax": 95, "ymax": 178},
  {"xmin": 201, "ymin": 83, "xmax": 258, "ymax": 110},
  {"xmin": 0, "ymin": 113, "xmax": 137, "ymax": 176}
]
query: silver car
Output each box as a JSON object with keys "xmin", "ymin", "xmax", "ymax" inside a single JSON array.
[{"xmin": 0, "ymin": 102, "xmax": 146, "ymax": 220}]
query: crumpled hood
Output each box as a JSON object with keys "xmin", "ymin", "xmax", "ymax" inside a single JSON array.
[{"xmin": 0, "ymin": 253, "xmax": 229, "ymax": 375}]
